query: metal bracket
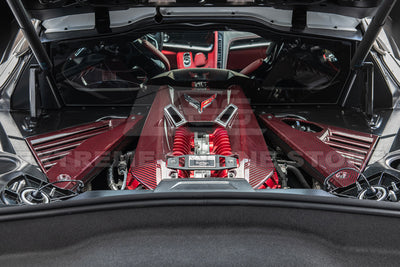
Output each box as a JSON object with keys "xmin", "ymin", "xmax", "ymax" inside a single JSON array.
[
  {"xmin": 29, "ymin": 66, "xmax": 40, "ymax": 120},
  {"xmin": 361, "ymin": 62, "xmax": 381, "ymax": 129},
  {"xmin": 23, "ymin": 65, "xmax": 41, "ymax": 131},
  {"xmin": 167, "ymin": 155, "xmax": 237, "ymax": 171},
  {"xmin": 340, "ymin": 0, "xmax": 397, "ymax": 107},
  {"xmin": 215, "ymin": 104, "xmax": 238, "ymax": 128},
  {"xmin": 164, "ymin": 104, "xmax": 187, "ymax": 128}
]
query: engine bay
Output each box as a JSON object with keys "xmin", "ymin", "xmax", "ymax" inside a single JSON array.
[
  {"xmin": 3, "ymin": 66, "xmax": 393, "ymax": 205},
  {"xmin": 1, "ymin": 26, "xmax": 399, "ymax": 205}
]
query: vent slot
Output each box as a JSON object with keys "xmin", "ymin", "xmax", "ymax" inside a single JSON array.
[
  {"xmin": 164, "ymin": 104, "xmax": 186, "ymax": 128},
  {"xmin": 215, "ymin": 104, "xmax": 238, "ymax": 128},
  {"xmin": 322, "ymin": 130, "xmax": 376, "ymax": 170},
  {"xmin": 26, "ymin": 120, "xmax": 120, "ymax": 172},
  {"xmin": 217, "ymin": 32, "xmax": 223, "ymax": 68}
]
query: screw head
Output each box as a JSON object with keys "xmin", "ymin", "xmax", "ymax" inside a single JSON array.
[{"xmin": 57, "ymin": 174, "xmax": 71, "ymax": 181}]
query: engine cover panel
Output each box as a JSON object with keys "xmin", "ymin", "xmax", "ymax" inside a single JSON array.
[
  {"xmin": 127, "ymin": 86, "xmax": 278, "ymax": 189},
  {"xmin": 260, "ymin": 114, "xmax": 378, "ymax": 188}
]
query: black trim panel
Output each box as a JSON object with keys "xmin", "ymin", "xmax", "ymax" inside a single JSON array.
[{"xmin": 0, "ymin": 192, "xmax": 400, "ymax": 265}]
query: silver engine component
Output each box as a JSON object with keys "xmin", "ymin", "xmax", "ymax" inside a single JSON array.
[{"xmin": 193, "ymin": 132, "xmax": 211, "ymax": 178}]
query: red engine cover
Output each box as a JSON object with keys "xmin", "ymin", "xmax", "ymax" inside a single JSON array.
[
  {"xmin": 127, "ymin": 85, "xmax": 278, "ymax": 189},
  {"xmin": 260, "ymin": 115, "xmax": 378, "ymax": 188},
  {"xmin": 26, "ymin": 116, "xmax": 143, "ymax": 189}
]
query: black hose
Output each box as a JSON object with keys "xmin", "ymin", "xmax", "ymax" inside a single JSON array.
[
  {"xmin": 107, "ymin": 159, "xmax": 119, "ymax": 190},
  {"xmin": 271, "ymin": 156, "xmax": 288, "ymax": 188},
  {"xmin": 286, "ymin": 165, "xmax": 310, "ymax": 189},
  {"xmin": 107, "ymin": 152, "xmax": 134, "ymax": 190}
]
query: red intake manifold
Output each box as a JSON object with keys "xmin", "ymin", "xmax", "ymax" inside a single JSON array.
[
  {"xmin": 171, "ymin": 126, "xmax": 233, "ymax": 178},
  {"xmin": 212, "ymin": 127, "xmax": 232, "ymax": 156},
  {"xmin": 172, "ymin": 127, "xmax": 192, "ymax": 156}
]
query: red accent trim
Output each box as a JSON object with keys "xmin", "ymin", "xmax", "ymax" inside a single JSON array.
[
  {"xmin": 167, "ymin": 31, "xmax": 219, "ymax": 70},
  {"xmin": 161, "ymin": 50, "xmax": 176, "ymax": 55},
  {"xmin": 200, "ymin": 94, "xmax": 217, "ymax": 113},
  {"xmin": 161, "ymin": 50, "xmax": 178, "ymax": 69},
  {"xmin": 259, "ymin": 172, "xmax": 280, "ymax": 189},
  {"xmin": 194, "ymin": 52, "xmax": 207, "ymax": 67}
]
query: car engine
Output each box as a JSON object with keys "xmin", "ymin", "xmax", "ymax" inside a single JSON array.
[{"xmin": 0, "ymin": 68, "xmax": 389, "ymax": 205}]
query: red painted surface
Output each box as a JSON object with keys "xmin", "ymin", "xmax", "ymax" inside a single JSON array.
[
  {"xmin": 194, "ymin": 52, "xmax": 207, "ymax": 67},
  {"xmin": 27, "ymin": 116, "xmax": 143, "ymax": 189},
  {"xmin": 176, "ymin": 50, "xmax": 216, "ymax": 69},
  {"xmin": 259, "ymin": 172, "xmax": 280, "ymax": 189},
  {"xmin": 171, "ymin": 127, "xmax": 192, "ymax": 157},
  {"xmin": 127, "ymin": 85, "xmax": 276, "ymax": 189},
  {"xmin": 177, "ymin": 52, "xmax": 193, "ymax": 69},
  {"xmin": 260, "ymin": 115, "xmax": 378, "ymax": 188},
  {"xmin": 26, "ymin": 119, "xmax": 126, "ymax": 172},
  {"xmin": 171, "ymin": 127, "xmax": 192, "ymax": 178}
]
